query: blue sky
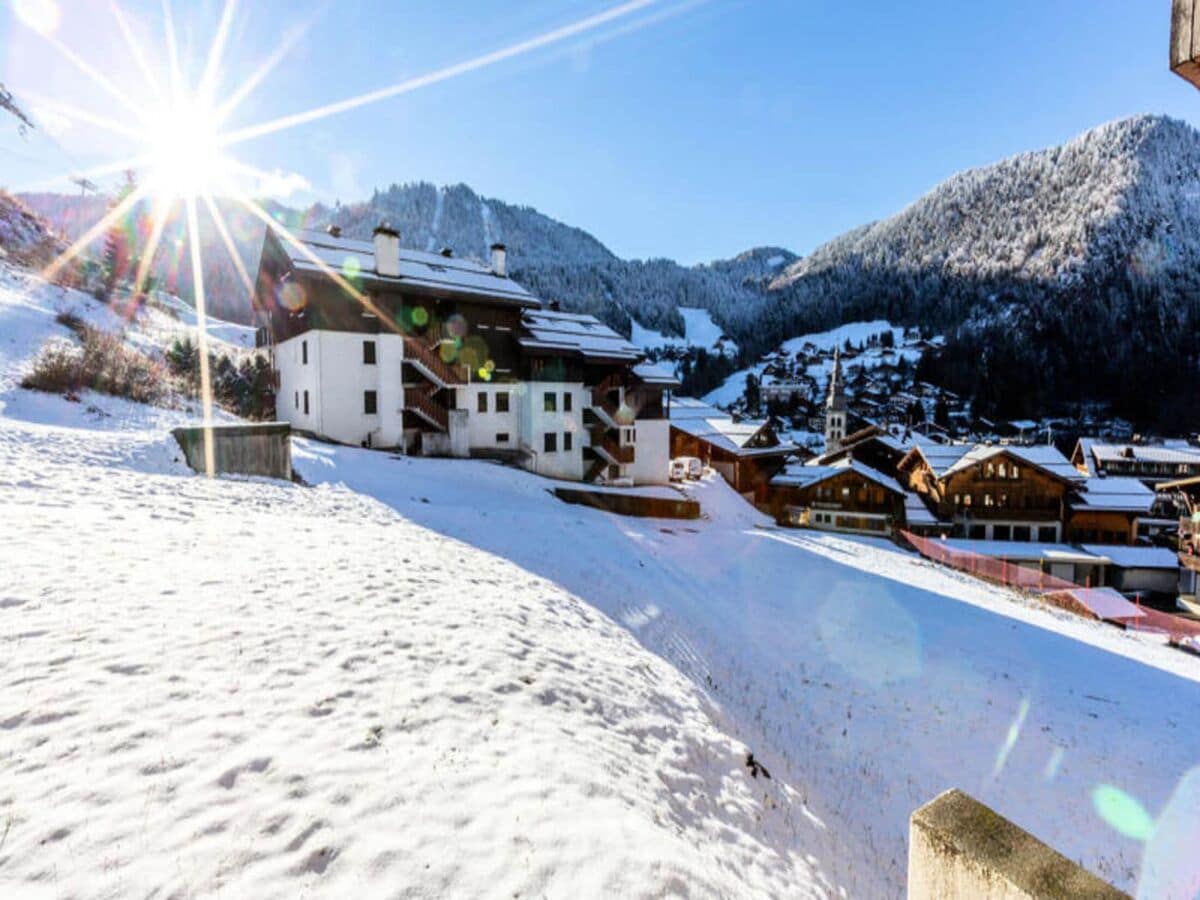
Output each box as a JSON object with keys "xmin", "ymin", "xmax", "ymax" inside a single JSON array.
[{"xmin": 2, "ymin": 0, "xmax": 1199, "ymax": 264}]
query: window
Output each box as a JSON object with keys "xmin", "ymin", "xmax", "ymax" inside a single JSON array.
[
  {"xmin": 963, "ymin": 494, "xmax": 972, "ymax": 507},
  {"xmin": 303, "ymin": 390, "xmax": 309, "ymax": 415},
  {"xmin": 364, "ymin": 390, "xmax": 377, "ymax": 415},
  {"xmin": 993, "ymin": 525, "xmax": 1011, "ymax": 541},
  {"xmin": 953, "ymin": 493, "xmax": 961, "ymax": 506},
  {"xmin": 564, "ymin": 432, "xmax": 573, "ymax": 451},
  {"xmin": 1012, "ymin": 526, "xmax": 1032, "ymax": 542},
  {"xmin": 496, "ymin": 432, "xmax": 510, "ymax": 444},
  {"xmin": 985, "ymin": 463, "xmax": 995, "ymax": 478},
  {"xmin": 294, "ymin": 390, "xmax": 299, "ymax": 410},
  {"xmin": 363, "ymin": 340, "xmax": 376, "ymax": 364},
  {"xmin": 477, "ymin": 392, "xmax": 488, "ymax": 413},
  {"xmin": 563, "ymin": 392, "xmax": 573, "ymax": 412},
  {"xmin": 544, "ymin": 392, "xmax": 556, "ymax": 413},
  {"xmin": 302, "ymin": 340, "xmax": 308, "ymax": 365},
  {"xmin": 1038, "ymin": 526, "xmax": 1057, "ymax": 542},
  {"xmin": 543, "ymin": 432, "xmax": 557, "ymax": 453},
  {"xmin": 842, "ymin": 486, "xmax": 851, "ymax": 498},
  {"xmin": 997, "ymin": 462, "xmax": 1007, "ymax": 478},
  {"xmin": 984, "ymin": 494, "xmax": 994, "ymax": 507},
  {"xmin": 496, "ymin": 391, "xmax": 510, "ymax": 413},
  {"xmin": 1011, "ymin": 466, "xmax": 1020, "ymax": 480}
]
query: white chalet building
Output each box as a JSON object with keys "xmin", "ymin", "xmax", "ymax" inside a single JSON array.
[{"xmin": 253, "ymin": 224, "xmax": 677, "ymax": 484}]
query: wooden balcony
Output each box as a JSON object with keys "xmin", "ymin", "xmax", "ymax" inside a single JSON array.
[{"xmin": 1173, "ymin": 0, "xmax": 1200, "ymax": 88}]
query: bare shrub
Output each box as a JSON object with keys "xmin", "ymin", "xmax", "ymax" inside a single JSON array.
[{"xmin": 21, "ymin": 322, "xmax": 168, "ymax": 406}]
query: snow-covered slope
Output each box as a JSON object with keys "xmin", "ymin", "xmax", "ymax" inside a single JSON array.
[
  {"xmin": 0, "ymin": 270, "xmax": 831, "ymax": 897},
  {"xmin": 0, "ymin": 190, "xmax": 64, "ymax": 269},
  {"xmin": 631, "ymin": 306, "xmax": 738, "ymax": 357},
  {"xmin": 294, "ymin": 441, "xmax": 1200, "ymax": 899}
]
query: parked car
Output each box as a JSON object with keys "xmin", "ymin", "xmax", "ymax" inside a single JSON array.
[
  {"xmin": 685, "ymin": 457, "xmax": 704, "ymax": 480},
  {"xmin": 669, "ymin": 459, "xmax": 688, "ymax": 482}
]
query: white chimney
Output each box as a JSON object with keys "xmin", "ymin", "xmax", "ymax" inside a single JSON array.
[
  {"xmin": 373, "ymin": 223, "xmax": 400, "ymax": 278},
  {"xmin": 490, "ymin": 243, "xmax": 507, "ymax": 278}
]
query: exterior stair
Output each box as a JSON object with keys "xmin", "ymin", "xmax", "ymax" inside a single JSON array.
[
  {"xmin": 404, "ymin": 382, "xmax": 449, "ymax": 431},
  {"xmin": 403, "ymin": 334, "xmax": 466, "ymax": 388}
]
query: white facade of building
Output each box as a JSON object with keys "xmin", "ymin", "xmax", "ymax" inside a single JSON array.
[{"xmin": 275, "ymin": 330, "xmax": 406, "ymax": 449}]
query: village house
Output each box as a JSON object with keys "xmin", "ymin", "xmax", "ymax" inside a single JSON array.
[
  {"xmin": 898, "ymin": 442, "xmax": 1083, "ymax": 542},
  {"xmin": 1064, "ymin": 477, "xmax": 1156, "ymax": 545},
  {"xmin": 667, "ymin": 397, "xmax": 795, "ymax": 496},
  {"xmin": 1071, "ymin": 438, "xmax": 1200, "ymax": 484},
  {"xmin": 768, "ymin": 458, "xmax": 906, "ymax": 535},
  {"xmin": 253, "ymin": 224, "xmax": 677, "ymax": 484}
]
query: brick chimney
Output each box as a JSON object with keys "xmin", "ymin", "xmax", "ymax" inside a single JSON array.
[
  {"xmin": 490, "ymin": 243, "xmax": 507, "ymax": 278},
  {"xmin": 373, "ymin": 222, "xmax": 400, "ymax": 278}
]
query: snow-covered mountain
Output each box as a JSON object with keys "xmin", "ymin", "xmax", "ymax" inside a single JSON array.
[
  {"xmin": 16, "ymin": 114, "xmax": 1200, "ymax": 426},
  {"xmin": 763, "ymin": 115, "xmax": 1200, "ymax": 427}
]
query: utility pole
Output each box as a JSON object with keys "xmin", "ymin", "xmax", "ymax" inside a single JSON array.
[{"xmin": 67, "ymin": 175, "xmax": 97, "ymax": 238}]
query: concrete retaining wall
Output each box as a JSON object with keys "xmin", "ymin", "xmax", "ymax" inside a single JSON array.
[
  {"xmin": 553, "ymin": 487, "xmax": 700, "ymax": 520},
  {"xmin": 172, "ymin": 422, "xmax": 292, "ymax": 481},
  {"xmin": 908, "ymin": 789, "xmax": 1129, "ymax": 899}
]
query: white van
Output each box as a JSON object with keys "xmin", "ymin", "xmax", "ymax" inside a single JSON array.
[{"xmin": 669, "ymin": 459, "xmax": 688, "ymax": 482}]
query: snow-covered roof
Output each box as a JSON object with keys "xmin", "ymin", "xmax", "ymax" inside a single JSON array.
[
  {"xmin": 1090, "ymin": 442, "xmax": 1200, "ymax": 465},
  {"xmin": 280, "ymin": 228, "xmax": 541, "ymax": 308},
  {"xmin": 937, "ymin": 540, "xmax": 1105, "ymax": 565},
  {"xmin": 518, "ymin": 309, "xmax": 643, "ymax": 361},
  {"xmin": 906, "ymin": 440, "xmax": 1081, "ymax": 483},
  {"xmin": 1079, "ymin": 545, "xmax": 1180, "ymax": 570},
  {"xmin": 770, "ymin": 458, "xmax": 905, "ymax": 495},
  {"xmin": 941, "ymin": 445, "xmax": 1081, "ymax": 483},
  {"xmin": 668, "ymin": 398, "xmax": 793, "ymax": 456},
  {"xmin": 1070, "ymin": 477, "xmax": 1156, "ymax": 513},
  {"xmin": 632, "ymin": 361, "xmax": 681, "ymax": 387},
  {"xmin": 904, "ymin": 492, "xmax": 943, "ymax": 527}
]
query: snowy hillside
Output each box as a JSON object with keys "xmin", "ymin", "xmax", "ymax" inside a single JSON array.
[
  {"xmin": 631, "ymin": 306, "xmax": 738, "ymax": 358},
  {"xmin": 764, "ymin": 115, "xmax": 1200, "ymax": 427},
  {"xmin": 0, "ymin": 190, "xmax": 64, "ymax": 269}
]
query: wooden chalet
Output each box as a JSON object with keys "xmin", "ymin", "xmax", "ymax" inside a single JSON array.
[
  {"xmin": 667, "ymin": 397, "xmax": 796, "ymax": 495},
  {"xmin": 767, "ymin": 459, "xmax": 906, "ymax": 536},
  {"xmin": 898, "ymin": 442, "xmax": 1082, "ymax": 542}
]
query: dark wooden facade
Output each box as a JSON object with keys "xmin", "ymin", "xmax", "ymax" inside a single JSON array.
[
  {"xmin": 669, "ymin": 428, "xmax": 791, "ymax": 495},
  {"xmin": 900, "ymin": 449, "xmax": 1071, "ymax": 527},
  {"xmin": 768, "ymin": 468, "xmax": 904, "ymax": 525}
]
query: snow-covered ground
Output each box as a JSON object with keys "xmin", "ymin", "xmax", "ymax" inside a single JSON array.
[
  {"xmin": 4, "ymin": 269, "xmax": 1200, "ymax": 898},
  {"xmin": 631, "ymin": 306, "xmax": 738, "ymax": 358},
  {"xmin": 703, "ymin": 320, "xmax": 925, "ymax": 408},
  {"xmin": 0, "ymin": 271, "xmax": 830, "ymax": 897},
  {"xmin": 292, "ymin": 445, "xmax": 1200, "ymax": 898}
]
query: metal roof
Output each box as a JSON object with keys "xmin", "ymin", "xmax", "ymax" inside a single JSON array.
[
  {"xmin": 518, "ymin": 309, "xmax": 643, "ymax": 361},
  {"xmin": 1069, "ymin": 477, "xmax": 1156, "ymax": 513},
  {"xmin": 770, "ymin": 458, "xmax": 905, "ymax": 495},
  {"xmin": 668, "ymin": 398, "xmax": 794, "ymax": 456},
  {"xmin": 1090, "ymin": 442, "xmax": 1200, "ymax": 465},
  {"xmin": 632, "ymin": 361, "xmax": 681, "ymax": 387},
  {"xmin": 1079, "ymin": 545, "xmax": 1180, "ymax": 569},
  {"xmin": 278, "ymin": 228, "xmax": 541, "ymax": 307}
]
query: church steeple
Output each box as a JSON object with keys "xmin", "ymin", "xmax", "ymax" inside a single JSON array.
[{"xmin": 825, "ymin": 349, "xmax": 847, "ymax": 452}]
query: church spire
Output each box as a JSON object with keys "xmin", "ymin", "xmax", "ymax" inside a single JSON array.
[{"xmin": 824, "ymin": 349, "xmax": 848, "ymax": 452}]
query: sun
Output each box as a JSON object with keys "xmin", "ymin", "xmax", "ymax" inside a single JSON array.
[{"xmin": 142, "ymin": 94, "xmax": 230, "ymax": 199}]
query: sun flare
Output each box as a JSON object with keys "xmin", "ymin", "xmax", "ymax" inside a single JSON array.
[{"xmin": 142, "ymin": 95, "xmax": 229, "ymax": 199}]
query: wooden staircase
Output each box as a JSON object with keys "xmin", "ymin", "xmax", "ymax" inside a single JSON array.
[
  {"xmin": 404, "ymin": 383, "xmax": 449, "ymax": 431},
  {"xmin": 403, "ymin": 334, "xmax": 467, "ymax": 388}
]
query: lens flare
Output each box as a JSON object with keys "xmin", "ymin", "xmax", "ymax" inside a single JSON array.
[
  {"xmin": 1092, "ymin": 784, "xmax": 1155, "ymax": 842},
  {"xmin": 13, "ymin": 0, "xmax": 61, "ymax": 36}
]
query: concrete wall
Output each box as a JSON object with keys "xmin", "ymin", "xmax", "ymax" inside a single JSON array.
[
  {"xmin": 908, "ymin": 789, "xmax": 1129, "ymax": 900},
  {"xmin": 453, "ymin": 382, "xmax": 522, "ymax": 455},
  {"xmin": 172, "ymin": 423, "xmax": 292, "ymax": 481},
  {"xmin": 520, "ymin": 381, "xmax": 588, "ymax": 481},
  {"xmin": 628, "ymin": 418, "xmax": 670, "ymax": 485},
  {"xmin": 274, "ymin": 330, "xmax": 405, "ymax": 448}
]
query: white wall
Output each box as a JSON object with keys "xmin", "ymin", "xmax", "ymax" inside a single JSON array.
[
  {"xmin": 454, "ymin": 382, "xmax": 522, "ymax": 455},
  {"xmin": 274, "ymin": 330, "xmax": 405, "ymax": 448},
  {"xmin": 520, "ymin": 382, "xmax": 588, "ymax": 481},
  {"xmin": 628, "ymin": 419, "xmax": 670, "ymax": 485}
]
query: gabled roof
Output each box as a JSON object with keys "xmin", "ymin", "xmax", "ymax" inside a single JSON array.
[
  {"xmin": 669, "ymin": 397, "xmax": 794, "ymax": 456},
  {"xmin": 1069, "ymin": 477, "xmax": 1155, "ymax": 514},
  {"xmin": 518, "ymin": 309, "xmax": 642, "ymax": 361},
  {"xmin": 904, "ymin": 491, "xmax": 944, "ymax": 527},
  {"xmin": 275, "ymin": 228, "xmax": 541, "ymax": 308},
  {"xmin": 903, "ymin": 440, "xmax": 1081, "ymax": 484},
  {"xmin": 770, "ymin": 458, "xmax": 905, "ymax": 495}
]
